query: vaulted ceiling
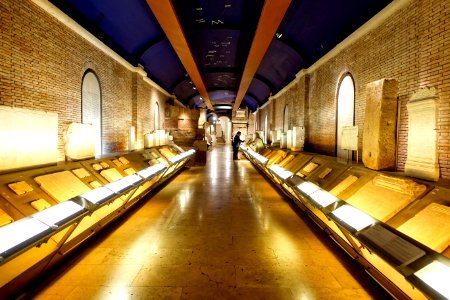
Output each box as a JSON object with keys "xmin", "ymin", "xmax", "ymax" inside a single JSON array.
[{"xmin": 49, "ymin": 0, "xmax": 392, "ymax": 115}]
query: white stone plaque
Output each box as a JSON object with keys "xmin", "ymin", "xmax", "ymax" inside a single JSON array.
[
  {"xmin": 0, "ymin": 106, "xmax": 58, "ymax": 171},
  {"xmin": 405, "ymin": 88, "xmax": 439, "ymax": 181},
  {"xmin": 341, "ymin": 126, "xmax": 358, "ymax": 151},
  {"xmin": 286, "ymin": 130, "xmax": 292, "ymax": 149},
  {"xmin": 65, "ymin": 123, "xmax": 95, "ymax": 160},
  {"xmin": 291, "ymin": 126, "xmax": 305, "ymax": 151}
]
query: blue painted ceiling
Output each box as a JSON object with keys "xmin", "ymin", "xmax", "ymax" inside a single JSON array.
[{"xmin": 49, "ymin": 0, "xmax": 392, "ymax": 115}]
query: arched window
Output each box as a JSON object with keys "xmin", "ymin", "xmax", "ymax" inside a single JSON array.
[
  {"xmin": 336, "ymin": 74, "xmax": 355, "ymax": 159},
  {"xmin": 81, "ymin": 70, "xmax": 102, "ymax": 156},
  {"xmin": 153, "ymin": 102, "xmax": 160, "ymax": 130},
  {"xmin": 283, "ymin": 105, "xmax": 289, "ymax": 132}
]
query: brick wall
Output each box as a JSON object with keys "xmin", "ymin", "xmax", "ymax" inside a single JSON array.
[
  {"xmin": 256, "ymin": 0, "xmax": 450, "ymax": 179},
  {"xmin": 0, "ymin": 0, "xmax": 173, "ymax": 160}
]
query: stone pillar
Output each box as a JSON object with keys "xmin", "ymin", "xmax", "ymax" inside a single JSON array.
[
  {"xmin": 405, "ymin": 87, "xmax": 439, "ymax": 181},
  {"xmin": 362, "ymin": 78, "xmax": 398, "ymax": 170}
]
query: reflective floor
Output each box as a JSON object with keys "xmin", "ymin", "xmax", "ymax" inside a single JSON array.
[{"xmin": 31, "ymin": 145, "xmax": 391, "ymax": 299}]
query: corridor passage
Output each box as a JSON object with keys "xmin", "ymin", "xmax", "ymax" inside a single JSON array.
[{"xmin": 32, "ymin": 145, "xmax": 390, "ymax": 299}]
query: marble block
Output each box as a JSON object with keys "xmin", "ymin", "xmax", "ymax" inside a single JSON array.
[
  {"xmin": 346, "ymin": 175, "xmax": 426, "ymax": 222},
  {"xmin": 100, "ymin": 168, "xmax": 123, "ymax": 183},
  {"xmin": 280, "ymin": 133, "xmax": 288, "ymax": 149},
  {"xmin": 157, "ymin": 129, "xmax": 166, "ymax": 145},
  {"xmin": 35, "ymin": 170, "xmax": 91, "ymax": 202},
  {"xmin": 0, "ymin": 106, "xmax": 58, "ymax": 171},
  {"xmin": 291, "ymin": 126, "xmax": 305, "ymax": 151},
  {"xmin": 65, "ymin": 123, "xmax": 95, "ymax": 160},
  {"xmin": 0, "ymin": 208, "xmax": 13, "ymax": 227},
  {"xmin": 286, "ymin": 130, "xmax": 293, "ymax": 149},
  {"xmin": 362, "ymin": 78, "xmax": 398, "ymax": 170},
  {"xmin": 405, "ymin": 88, "xmax": 439, "ymax": 181},
  {"xmin": 72, "ymin": 168, "xmax": 91, "ymax": 179},
  {"xmin": 30, "ymin": 199, "xmax": 51, "ymax": 211},
  {"xmin": 329, "ymin": 175, "xmax": 358, "ymax": 197},
  {"xmin": 144, "ymin": 133, "xmax": 154, "ymax": 148},
  {"xmin": 8, "ymin": 181, "xmax": 33, "ymax": 195},
  {"xmin": 397, "ymin": 203, "xmax": 450, "ymax": 253}
]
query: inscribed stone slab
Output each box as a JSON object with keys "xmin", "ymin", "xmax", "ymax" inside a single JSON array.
[
  {"xmin": 346, "ymin": 175, "xmax": 426, "ymax": 222},
  {"xmin": 0, "ymin": 208, "xmax": 13, "ymax": 227},
  {"xmin": 72, "ymin": 168, "xmax": 91, "ymax": 179},
  {"xmin": 405, "ymin": 88, "xmax": 439, "ymax": 181},
  {"xmin": 30, "ymin": 199, "xmax": 51, "ymax": 211},
  {"xmin": 100, "ymin": 168, "xmax": 123, "ymax": 183},
  {"xmin": 362, "ymin": 79, "xmax": 398, "ymax": 170},
  {"xmin": 8, "ymin": 181, "xmax": 33, "ymax": 195},
  {"xmin": 65, "ymin": 123, "xmax": 95, "ymax": 160},
  {"xmin": 35, "ymin": 171, "xmax": 91, "ymax": 202},
  {"xmin": 397, "ymin": 203, "xmax": 450, "ymax": 253}
]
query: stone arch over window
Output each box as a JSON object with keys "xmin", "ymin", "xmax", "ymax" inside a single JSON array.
[
  {"xmin": 81, "ymin": 70, "xmax": 102, "ymax": 156},
  {"xmin": 336, "ymin": 73, "xmax": 355, "ymax": 159},
  {"xmin": 154, "ymin": 102, "xmax": 160, "ymax": 130},
  {"xmin": 283, "ymin": 104, "xmax": 289, "ymax": 132}
]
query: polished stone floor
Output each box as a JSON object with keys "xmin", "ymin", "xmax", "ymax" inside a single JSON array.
[{"xmin": 31, "ymin": 145, "xmax": 391, "ymax": 299}]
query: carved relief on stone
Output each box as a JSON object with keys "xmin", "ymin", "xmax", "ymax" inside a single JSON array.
[{"xmin": 405, "ymin": 87, "xmax": 439, "ymax": 181}]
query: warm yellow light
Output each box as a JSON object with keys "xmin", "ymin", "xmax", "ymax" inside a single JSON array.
[
  {"xmin": 247, "ymin": 149, "xmax": 268, "ymax": 164},
  {"xmin": 415, "ymin": 260, "xmax": 450, "ymax": 298},
  {"xmin": 169, "ymin": 149, "xmax": 195, "ymax": 163},
  {"xmin": 309, "ymin": 190, "xmax": 338, "ymax": 208},
  {"xmin": 269, "ymin": 164, "xmax": 293, "ymax": 180},
  {"xmin": 137, "ymin": 163, "xmax": 165, "ymax": 179},
  {"xmin": 81, "ymin": 187, "xmax": 114, "ymax": 205},
  {"xmin": 106, "ymin": 174, "xmax": 142, "ymax": 193},
  {"xmin": 0, "ymin": 218, "xmax": 49, "ymax": 254},
  {"xmin": 297, "ymin": 181, "xmax": 320, "ymax": 195},
  {"xmin": 32, "ymin": 201, "xmax": 84, "ymax": 226},
  {"xmin": 331, "ymin": 204, "xmax": 374, "ymax": 231}
]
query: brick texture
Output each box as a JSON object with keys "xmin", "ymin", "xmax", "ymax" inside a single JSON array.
[
  {"xmin": 257, "ymin": 0, "xmax": 450, "ymax": 179},
  {"xmin": 0, "ymin": 0, "xmax": 178, "ymax": 160}
]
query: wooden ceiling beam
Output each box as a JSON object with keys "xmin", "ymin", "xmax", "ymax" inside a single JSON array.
[
  {"xmin": 146, "ymin": 0, "xmax": 214, "ymax": 110},
  {"xmin": 233, "ymin": 0, "xmax": 292, "ymax": 111}
]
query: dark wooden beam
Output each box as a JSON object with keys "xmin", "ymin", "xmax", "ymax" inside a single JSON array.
[
  {"xmin": 146, "ymin": 0, "xmax": 214, "ymax": 110},
  {"xmin": 233, "ymin": 0, "xmax": 292, "ymax": 111}
]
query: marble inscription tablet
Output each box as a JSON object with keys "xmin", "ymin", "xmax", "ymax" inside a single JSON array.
[
  {"xmin": 100, "ymin": 168, "xmax": 123, "ymax": 183},
  {"xmin": 346, "ymin": 175, "xmax": 426, "ymax": 222},
  {"xmin": 8, "ymin": 181, "xmax": 33, "ymax": 195},
  {"xmin": 30, "ymin": 199, "xmax": 51, "ymax": 211},
  {"xmin": 0, "ymin": 208, "xmax": 13, "ymax": 227},
  {"xmin": 35, "ymin": 171, "xmax": 91, "ymax": 202},
  {"xmin": 397, "ymin": 203, "xmax": 450, "ymax": 253}
]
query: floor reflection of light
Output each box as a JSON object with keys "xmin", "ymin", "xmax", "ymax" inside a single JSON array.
[{"xmin": 178, "ymin": 189, "xmax": 191, "ymax": 210}]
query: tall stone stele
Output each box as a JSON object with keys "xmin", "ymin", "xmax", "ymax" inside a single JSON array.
[
  {"xmin": 362, "ymin": 78, "xmax": 399, "ymax": 170},
  {"xmin": 404, "ymin": 87, "xmax": 439, "ymax": 181}
]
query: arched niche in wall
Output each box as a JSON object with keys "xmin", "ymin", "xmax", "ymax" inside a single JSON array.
[
  {"xmin": 336, "ymin": 73, "xmax": 355, "ymax": 159},
  {"xmin": 81, "ymin": 70, "xmax": 102, "ymax": 156},
  {"xmin": 283, "ymin": 105, "xmax": 289, "ymax": 132},
  {"xmin": 153, "ymin": 102, "xmax": 160, "ymax": 130}
]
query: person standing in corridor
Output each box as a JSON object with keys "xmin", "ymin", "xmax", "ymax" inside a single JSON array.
[{"xmin": 232, "ymin": 131, "xmax": 242, "ymax": 160}]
